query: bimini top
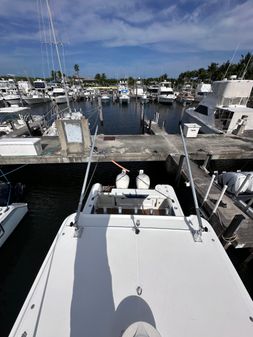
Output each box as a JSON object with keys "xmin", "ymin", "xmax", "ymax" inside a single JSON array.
[{"xmin": 9, "ymin": 184, "xmax": 253, "ymax": 337}]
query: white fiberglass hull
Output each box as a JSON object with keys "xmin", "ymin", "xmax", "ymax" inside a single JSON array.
[
  {"xmin": 119, "ymin": 96, "xmax": 130, "ymax": 104},
  {"xmin": 0, "ymin": 203, "xmax": 28, "ymax": 247},
  {"xmin": 4, "ymin": 97, "xmax": 21, "ymax": 105},
  {"xmin": 185, "ymin": 108, "xmax": 222, "ymax": 134},
  {"xmin": 158, "ymin": 95, "xmax": 175, "ymax": 104},
  {"xmin": 52, "ymin": 96, "xmax": 72, "ymax": 104},
  {"xmin": 101, "ymin": 96, "xmax": 110, "ymax": 101},
  {"xmin": 24, "ymin": 97, "xmax": 51, "ymax": 105},
  {"xmin": 9, "ymin": 183, "xmax": 253, "ymax": 337}
]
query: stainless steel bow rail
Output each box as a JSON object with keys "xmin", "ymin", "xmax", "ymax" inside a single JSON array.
[{"xmin": 179, "ymin": 122, "xmax": 204, "ymax": 235}]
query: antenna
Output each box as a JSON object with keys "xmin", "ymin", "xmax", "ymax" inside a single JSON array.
[
  {"xmin": 45, "ymin": 0, "xmax": 71, "ymax": 113},
  {"xmin": 223, "ymin": 44, "xmax": 240, "ymax": 80},
  {"xmin": 74, "ymin": 125, "xmax": 98, "ymax": 227},
  {"xmin": 179, "ymin": 123, "xmax": 204, "ymax": 234},
  {"xmin": 241, "ymin": 52, "xmax": 253, "ymax": 80}
]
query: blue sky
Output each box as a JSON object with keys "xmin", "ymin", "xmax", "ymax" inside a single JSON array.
[{"xmin": 0, "ymin": 0, "xmax": 252, "ymax": 78}]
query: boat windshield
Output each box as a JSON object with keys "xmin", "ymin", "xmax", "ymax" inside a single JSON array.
[
  {"xmin": 160, "ymin": 90, "xmax": 173, "ymax": 95},
  {"xmin": 195, "ymin": 105, "xmax": 208, "ymax": 116},
  {"xmin": 214, "ymin": 108, "xmax": 234, "ymax": 131},
  {"xmin": 34, "ymin": 82, "xmax": 46, "ymax": 89},
  {"xmin": 222, "ymin": 97, "xmax": 248, "ymax": 106}
]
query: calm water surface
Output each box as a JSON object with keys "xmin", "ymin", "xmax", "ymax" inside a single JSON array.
[{"xmin": 0, "ymin": 99, "xmax": 252, "ymax": 336}]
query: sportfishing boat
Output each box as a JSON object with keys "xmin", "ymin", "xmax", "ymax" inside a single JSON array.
[
  {"xmin": 195, "ymin": 82, "xmax": 212, "ymax": 102},
  {"xmin": 157, "ymin": 80, "xmax": 176, "ymax": 104},
  {"xmin": 101, "ymin": 93, "xmax": 111, "ymax": 101},
  {"xmin": 0, "ymin": 181, "xmax": 27, "ymax": 248},
  {"xmin": 3, "ymin": 92, "xmax": 22, "ymax": 106},
  {"xmin": 8, "ymin": 146, "xmax": 253, "ymax": 336},
  {"xmin": 118, "ymin": 81, "xmax": 130, "ymax": 104},
  {"xmin": 119, "ymin": 90, "xmax": 130, "ymax": 104},
  {"xmin": 186, "ymin": 76, "xmax": 253, "ymax": 134},
  {"xmin": 33, "ymin": 79, "xmax": 48, "ymax": 92},
  {"xmin": 24, "ymin": 91, "xmax": 51, "ymax": 105},
  {"xmin": 133, "ymin": 78, "xmax": 145, "ymax": 98},
  {"xmin": 51, "ymin": 87, "xmax": 73, "ymax": 104},
  {"xmin": 147, "ymin": 84, "xmax": 159, "ymax": 101},
  {"xmin": 0, "ymin": 106, "xmax": 31, "ymax": 134}
]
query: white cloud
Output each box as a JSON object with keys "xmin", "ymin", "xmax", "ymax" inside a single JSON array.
[{"xmin": 0, "ymin": 0, "xmax": 252, "ymax": 76}]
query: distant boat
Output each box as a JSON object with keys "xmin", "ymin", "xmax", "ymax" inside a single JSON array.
[
  {"xmin": 119, "ymin": 91, "xmax": 130, "ymax": 104},
  {"xmin": 195, "ymin": 82, "xmax": 212, "ymax": 102},
  {"xmin": 157, "ymin": 80, "xmax": 176, "ymax": 104},
  {"xmin": 101, "ymin": 94, "xmax": 111, "ymax": 101},
  {"xmin": 51, "ymin": 87, "xmax": 72, "ymax": 104},
  {"xmin": 147, "ymin": 84, "xmax": 159, "ymax": 101},
  {"xmin": 0, "ymin": 181, "xmax": 27, "ymax": 248},
  {"xmin": 3, "ymin": 92, "xmax": 21, "ymax": 106},
  {"xmin": 133, "ymin": 78, "xmax": 145, "ymax": 98},
  {"xmin": 23, "ymin": 91, "xmax": 51, "ymax": 105},
  {"xmin": 186, "ymin": 76, "xmax": 253, "ymax": 134},
  {"xmin": 118, "ymin": 80, "xmax": 130, "ymax": 104},
  {"xmin": 33, "ymin": 79, "xmax": 48, "ymax": 91}
]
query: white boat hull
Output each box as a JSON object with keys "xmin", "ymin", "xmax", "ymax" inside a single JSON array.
[
  {"xmin": 158, "ymin": 95, "xmax": 175, "ymax": 104},
  {"xmin": 119, "ymin": 96, "xmax": 130, "ymax": 104},
  {"xmin": 4, "ymin": 98, "xmax": 21, "ymax": 105},
  {"xmin": 52, "ymin": 96, "xmax": 67, "ymax": 104},
  {"xmin": 9, "ymin": 204, "xmax": 253, "ymax": 336},
  {"xmin": 0, "ymin": 203, "xmax": 28, "ymax": 247},
  {"xmin": 185, "ymin": 108, "xmax": 223, "ymax": 134},
  {"xmin": 24, "ymin": 97, "xmax": 51, "ymax": 105}
]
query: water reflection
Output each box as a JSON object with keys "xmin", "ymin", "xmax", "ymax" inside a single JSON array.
[{"xmin": 25, "ymin": 99, "xmax": 189, "ymax": 135}]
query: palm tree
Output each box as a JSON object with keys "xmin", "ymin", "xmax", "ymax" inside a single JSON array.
[
  {"xmin": 74, "ymin": 64, "xmax": 80, "ymax": 77},
  {"xmin": 95, "ymin": 73, "xmax": 101, "ymax": 84},
  {"xmin": 101, "ymin": 73, "xmax": 107, "ymax": 85}
]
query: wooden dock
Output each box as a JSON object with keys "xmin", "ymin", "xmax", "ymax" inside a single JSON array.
[
  {"xmin": 1, "ymin": 127, "xmax": 253, "ymax": 165},
  {"xmin": 1, "ymin": 122, "xmax": 253, "ymax": 248},
  {"xmin": 169, "ymin": 154, "xmax": 253, "ymax": 249}
]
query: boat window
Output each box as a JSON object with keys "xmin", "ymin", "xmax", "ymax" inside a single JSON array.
[
  {"xmin": 223, "ymin": 97, "xmax": 248, "ymax": 106},
  {"xmin": 123, "ymin": 194, "xmax": 149, "ymax": 199},
  {"xmin": 34, "ymin": 82, "xmax": 46, "ymax": 89},
  {"xmin": 240, "ymin": 97, "xmax": 248, "ymax": 105},
  {"xmin": 160, "ymin": 91, "xmax": 173, "ymax": 95},
  {"xmin": 195, "ymin": 105, "xmax": 208, "ymax": 115},
  {"xmin": 214, "ymin": 109, "xmax": 234, "ymax": 131}
]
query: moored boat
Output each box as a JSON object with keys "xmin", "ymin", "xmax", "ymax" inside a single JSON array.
[
  {"xmin": 0, "ymin": 181, "xmax": 27, "ymax": 248},
  {"xmin": 186, "ymin": 76, "xmax": 253, "ymax": 134},
  {"xmin": 23, "ymin": 92, "xmax": 51, "ymax": 105},
  {"xmin": 157, "ymin": 80, "xmax": 176, "ymax": 104},
  {"xmin": 51, "ymin": 87, "xmax": 72, "ymax": 104},
  {"xmin": 8, "ymin": 165, "xmax": 253, "ymax": 336}
]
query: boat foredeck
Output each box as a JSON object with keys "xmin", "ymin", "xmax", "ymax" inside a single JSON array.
[{"xmin": 9, "ymin": 213, "xmax": 253, "ymax": 337}]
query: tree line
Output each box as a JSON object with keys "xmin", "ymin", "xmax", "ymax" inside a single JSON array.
[
  {"xmin": 1, "ymin": 53, "xmax": 252, "ymax": 86},
  {"xmin": 88, "ymin": 53, "xmax": 253, "ymax": 87}
]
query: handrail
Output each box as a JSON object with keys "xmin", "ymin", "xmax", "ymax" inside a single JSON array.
[
  {"xmin": 74, "ymin": 125, "xmax": 98, "ymax": 227},
  {"xmin": 179, "ymin": 123, "xmax": 204, "ymax": 233}
]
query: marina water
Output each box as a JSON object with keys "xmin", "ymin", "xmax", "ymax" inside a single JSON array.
[{"xmin": 0, "ymin": 99, "xmax": 252, "ymax": 336}]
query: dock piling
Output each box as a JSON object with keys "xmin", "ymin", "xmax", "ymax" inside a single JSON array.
[
  {"xmin": 200, "ymin": 154, "xmax": 212, "ymax": 173},
  {"xmin": 221, "ymin": 214, "xmax": 245, "ymax": 249},
  {"xmin": 98, "ymin": 96, "xmax": 103, "ymax": 126},
  {"xmin": 175, "ymin": 155, "xmax": 185, "ymax": 187}
]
